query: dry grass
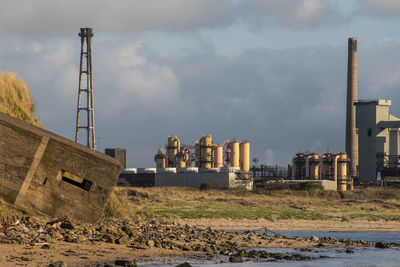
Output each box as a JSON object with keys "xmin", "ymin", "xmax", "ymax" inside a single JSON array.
[
  {"xmin": 0, "ymin": 72, "xmax": 42, "ymax": 127},
  {"xmin": 111, "ymin": 186, "xmax": 400, "ymax": 222}
]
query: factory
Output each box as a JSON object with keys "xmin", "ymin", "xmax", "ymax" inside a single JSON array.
[
  {"xmin": 285, "ymin": 37, "xmax": 400, "ymax": 189},
  {"xmin": 117, "ymin": 135, "xmax": 253, "ymax": 190},
  {"xmin": 289, "ymin": 152, "xmax": 351, "ymax": 191},
  {"xmin": 115, "ymin": 37, "xmax": 400, "ymax": 191},
  {"xmin": 345, "ymin": 37, "xmax": 400, "ymax": 185}
]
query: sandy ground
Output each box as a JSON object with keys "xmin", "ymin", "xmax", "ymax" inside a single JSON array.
[
  {"xmin": 177, "ymin": 218, "xmax": 400, "ymax": 232},
  {"xmin": 0, "ymin": 242, "xmax": 196, "ymax": 267}
]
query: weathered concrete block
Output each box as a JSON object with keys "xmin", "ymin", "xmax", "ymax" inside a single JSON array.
[{"xmin": 0, "ymin": 112, "xmax": 121, "ymax": 223}]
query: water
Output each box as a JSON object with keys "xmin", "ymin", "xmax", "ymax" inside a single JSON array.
[
  {"xmin": 272, "ymin": 230, "xmax": 400, "ymax": 243},
  {"xmin": 139, "ymin": 231, "xmax": 400, "ymax": 267}
]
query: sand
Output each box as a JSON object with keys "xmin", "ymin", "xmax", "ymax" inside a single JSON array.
[{"xmin": 177, "ymin": 218, "xmax": 400, "ymax": 232}]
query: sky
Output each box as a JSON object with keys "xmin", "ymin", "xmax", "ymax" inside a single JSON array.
[{"xmin": 2, "ymin": 0, "xmax": 400, "ymax": 167}]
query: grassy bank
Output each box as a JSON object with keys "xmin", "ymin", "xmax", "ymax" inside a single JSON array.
[
  {"xmin": 111, "ymin": 186, "xmax": 400, "ymax": 222},
  {"xmin": 0, "ymin": 72, "xmax": 42, "ymax": 127}
]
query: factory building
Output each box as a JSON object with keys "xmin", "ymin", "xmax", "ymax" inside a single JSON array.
[
  {"xmin": 290, "ymin": 152, "xmax": 351, "ymax": 191},
  {"xmin": 117, "ymin": 135, "xmax": 253, "ymax": 190},
  {"xmin": 355, "ymin": 100, "xmax": 400, "ymax": 182}
]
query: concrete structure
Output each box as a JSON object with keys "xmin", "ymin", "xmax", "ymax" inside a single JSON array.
[
  {"xmin": 0, "ymin": 112, "xmax": 121, "ymax": 223},
  {"xmin": 346, "ymin": 37, "xmax": 359, "ymax": 178},
  {"xmin": 118, "ymin": 169, "xmax": 155, "ymax": 187},
  {"xmin": 118, "ymin": 167, "xmax": 253, "ymax": 190},
  {"xmin": 155, "ymin": 172, "xmax": 253, "ymax": 190},
  {"xmin": 355, "ymin": 99, "xmax": 400, "ymax": 182},
  {"xmin": 105, "ymin": 148, "xmax": 126, "ymax": 168},
  {"xmin": 283, "ymin": 180, "xmax": 337, "ymax": 191}
]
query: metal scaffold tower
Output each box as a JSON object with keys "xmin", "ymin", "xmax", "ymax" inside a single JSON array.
[{"xmin": 75, "ymin": 27, "xmax": 96, "ymax": 150}]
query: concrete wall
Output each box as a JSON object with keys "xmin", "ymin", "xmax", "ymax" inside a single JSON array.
[
  {"xmin": 155, "ymin": 172, "xmax": 253, "ymax": 190},
  {"xmin": 0, "ymin": 112, "xmax": 121, "ymax": 223}
]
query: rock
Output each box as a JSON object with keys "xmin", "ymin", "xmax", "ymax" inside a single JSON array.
[
  {"xmin": 60, "ymin": 219, "xmax": 75, "ymax": 230},
  {"xmin": 122, "ymin": 226, "xmax": 137, "ymax": 237},
  {"xmin": 42, "ymin": 243, "xmax": 56, "ymax": 250},
  {"xmin": 49, "ymin": 230, "xmax": 63, "ymax": 240},
  {"xmin": 375, "ymin": 242, "xmax": 390, "ymax": 248},
  {"xmin": 345, "ymin": 248, "xmax": 354, "ymax": 253},
  {"xmin": 310, "ymin": 236, "xmax": 319, "ymax": 242},
  {"xmin": 146, "ymin": 240, "xmax": 155, "ymax": 248},
  {"xmin": 116, "ymin": 235, "xmax": 131, "ymax": 245},
  {"xmin": 229, "ymin": 255, "xmax": 243, "ymax": 263},
  {"xmin": 175, "ymin": 263, "xmax": 192, "ymax": 267},
  {"xmin": 49, "ymin": 261, "xmax": 67, "ymax": 267},
  {"xmin": 114, "ymin": 259, "xmax": 137, "ymax": 267}
]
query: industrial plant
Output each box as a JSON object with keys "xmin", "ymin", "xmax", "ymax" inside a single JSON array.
[
  {"xmin": 118, "ymin": 135, "xmax": 253, "ymax": 190},
  {"xmin": 111, "ymin": 37, "xmax": 400, "ymax": 191}
]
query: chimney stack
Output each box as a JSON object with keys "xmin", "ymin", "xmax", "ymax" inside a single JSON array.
[{"xmin": 346, "ymin": 37, "xmax": 358, "ymax": 178}]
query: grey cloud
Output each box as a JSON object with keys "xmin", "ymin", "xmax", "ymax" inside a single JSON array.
[
  {"xmin": 359, "ymin": 0, "xmax": 400, "ymax": 16},
  {"xmin": 0, "ymin": 0, "xmax": 335, "ymax": 37},
  {"xmin": 238, "ymin": 0, "xmax": 334, "ymax": 29}
]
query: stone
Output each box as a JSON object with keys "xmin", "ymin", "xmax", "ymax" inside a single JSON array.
[
  {"xmin": 310, "ymin": 236, "xmax": 319, "ymax": 242},
  {"xmin": 229, "ymin": 255, "xmax": 243, "ymax": 263},
  {"xmin": 49, "ymin": 261, "xmax": 67, "ymax": 267},
  {"xmin": 114, "ymin": 259, "xmax": 137, "ymax": 267},
  {"xmin": 375, "ymin": 242, "xmax": 390, "ymax": 248},
  {"xmin": 175, "ymin": 263, "xmax": 192, "ymax": 267}
]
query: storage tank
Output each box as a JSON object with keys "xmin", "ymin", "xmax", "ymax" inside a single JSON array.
[
  {"xmin": 228, "ymin": 141, "xmax": 240, "ymax": 168},
  {"xmin": 154, "ymin": 147, "xmax": 166, "ymax": 168},
  {"xmin": 292, "ymin": 153, "xmax": 306, "ymax": 179},
  {"xmin": 199, "ymin": 135, "xmax": 213, "ymax": 168},
  {"xmin": 239, "ymin": 141, "xmax": 250, "ymax": 172},
  {"xmin": 306, "ymin": 153, "xmax": 319, "ymax": 179},
  {"xmin": 337, "ymin": 153, "xmax": 348, "ymax": 191},
  {"xmin": 320, "ymin": 153, "xmax": 334, "ymax": 180},
  {"xmin": 166, "ymin": 136, "xmax": 180, "ymax": 167},
  {"xmin": 176, "ymin": 152, "xmax": 187, "ymax": 168},
  {"xmin": 214, "ymin": 144, "xmax": 223, "ymax": 168}
]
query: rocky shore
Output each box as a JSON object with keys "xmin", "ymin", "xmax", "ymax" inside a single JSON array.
[{"xmin": 1, "ymin": 212, "xmax": 396, "ymax": 267}]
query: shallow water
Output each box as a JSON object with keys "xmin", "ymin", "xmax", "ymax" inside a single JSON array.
[{"xmin": 139, "ymin": 231, "xmax": 400, "ymax": 267}]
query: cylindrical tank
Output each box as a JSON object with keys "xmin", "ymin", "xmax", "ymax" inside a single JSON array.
[
  {"xmin": 228, "ymin": 141, "xmax": 240, "ymax": 168},
  {"xmin": 194, "ymin": 142, "xmax": 200, "ymax": 167},
  {"xmin": 337, "ymin": 153, "xmax": 348, "ymax": 191},
  {"xmin": 214, "ymin": 145, "xmax": 223, "ymax": 168},
  {"xmin": 167, "ymin": 136, "xmax": 180, "ymax": 167},
  {"xmin": 306, "ymin": 153, "xmax": 319, "ymax": 179},
  {"xmin": 320, "ymin": 153, "xmax": 333, "ymax": 180},
  {"xmin": 199, "ymin": 135, "xmax": 213, "ymax": 168},
  {"xmin": 154, "ymin": 147, "xmax": 166, "ymax": 168},
  {"xmin": 292, "ymin": 153, "xmax": 306, "ymax": 179},
  {"xmin": 176, "ymin": 152, "xmax": 187, "ymax": 168},
  {"xmin": 239, "ymin": 141, "xmax": 250, "ymax": 172}
]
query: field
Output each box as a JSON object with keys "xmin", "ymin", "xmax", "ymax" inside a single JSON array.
[{"xmin": 109, "ymin": 186, "xmax": 400, "ymax": 231}]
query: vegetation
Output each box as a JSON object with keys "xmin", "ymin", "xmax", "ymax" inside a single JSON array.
[
  {"xmin": 0, "ymin": 72, "xmax": 42, "ymax": 127},
  {"xmin": 199, "ymin": 183, "xmax": 211, "ymax": 191},
  {"xmin": 109, "ymin": 186, "xmax": 400, "ymax": 222}
]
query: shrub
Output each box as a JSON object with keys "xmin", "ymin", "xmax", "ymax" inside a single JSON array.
[
  {"xmin": 199, "ymin": 183, "xmax": 211, "ymax": 191},
  {"xmin": 295, "ymin": 181, "xmax": 323, "ymax": 191}
]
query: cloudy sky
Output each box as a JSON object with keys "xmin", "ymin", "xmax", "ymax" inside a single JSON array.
[{"xmin": 2, "ymin": 0, "xmax": 400, "ymax": 167}]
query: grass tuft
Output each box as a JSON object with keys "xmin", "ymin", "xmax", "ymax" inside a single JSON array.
[{"xmin": 0, "ymin": 72, "xmax": 43, "ymax": 127}]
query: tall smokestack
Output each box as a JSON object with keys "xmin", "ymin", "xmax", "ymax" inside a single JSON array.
[{"xmin": 346, "ymin": 37, "xmax": 358, "ymax": 178}]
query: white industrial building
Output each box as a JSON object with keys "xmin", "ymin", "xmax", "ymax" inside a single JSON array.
[{"xmin": 355, "ymin": 99, "xmax": 400, "ymax": 182}]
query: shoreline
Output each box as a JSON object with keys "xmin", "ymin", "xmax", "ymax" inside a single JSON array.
[{"xmin": 176, "ymin": 218, "xmax": 400, "ymax": 232}]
